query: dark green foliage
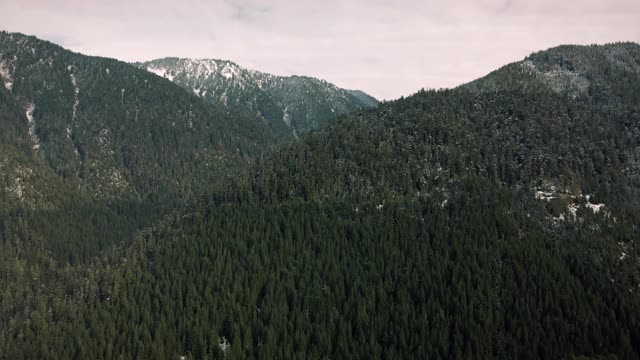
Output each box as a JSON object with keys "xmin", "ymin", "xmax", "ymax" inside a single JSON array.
[
  {"xmin": 250, "ymin": 86, "xmax": 640, "ymax": 217},
  {"xmin": 1, "ymin": 35, "xmax": 639, "ymax": 359},
  {"xmin": 0, "ymin": 31, "xmax": 273, "ymax": 206},
  {"xmin": 1, "ymin": 199, "xmax": 165, "ymax": 264},
  {"xmin": 467, "ymin": 42, "xmax": 640, "ymax": 109},
  {"xmin": 3, "ymin": 182, "xmax": 639, "ymax": 359}
]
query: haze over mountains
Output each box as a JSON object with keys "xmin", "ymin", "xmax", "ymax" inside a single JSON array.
[{"xmin": 1, "ymin": 31, "xmax": 639, "ymax": 359}]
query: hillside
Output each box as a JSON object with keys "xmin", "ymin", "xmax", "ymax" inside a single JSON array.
[
  {"xmin": 136, "ymin": 58, "xmax": 379, "ymax": 139},
  {"xmin": 248, "ymin": 44, "xmax": 640, "ymax": 209},
  {"xmin": 466, "ymin": 42, "xmax": 640, "ymax": 107},
  {"xmin": 2, "ymin": 42, "xmax": 638, "ymax": 359},
  {"xmin": 0, "ymin": 32, "xmax": 276, "ymax": 208}
]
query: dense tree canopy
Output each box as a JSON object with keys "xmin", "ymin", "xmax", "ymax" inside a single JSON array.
[{"xmin": 1, "ymin": 35, "xmax": 639, "ymax": 358}]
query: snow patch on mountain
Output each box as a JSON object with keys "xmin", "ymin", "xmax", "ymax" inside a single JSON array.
[
  {"xmin": 147, "ymin": 66, "xmax": 174, "ymax": 81},
  {"xmin": 535, "ymin": 190, "xmax": 556, "ymax": 201},
  {"xmin": 25, "ymin": 103, "xmax": 40, "ymax": 150},
  {"xmin": 0, "ymin": 60, "xmax": 13, "ymax": 91},
  {"xmin": 535, "ymin": 186, "xmax": 610, "ymax": 222},
  {"xmin": 6, "ymin": 167, "xmax": 33, "ymax": 201},
  {"xmin": 98, "ymin": 128, "xmax": 110, "ymax": 149},
  {"xmin": 108, "ymin": 168, "xmax": 128, "ymax": 189},
  {"xmin": 7, "ymin": 177, "xmax": 25, "ymax": 200},
  {"xmin": 176, "ymin": 59, "xmax": 219, "ymax": 80},
  {"xmin": 138, "ymin": 57, "xmax": 378, "ymax": 136},
  {"xmin": 586, "ymin": 202, "xmax": 605, "ymax": 214},
  {"xmin": 282, "ymin": 107, "xmax": 292, "ymax": 127},
  {"xmin": 218, "ymin": 336, "xmax": 230, "ymax": 354},
  {"xmin": 69, "ymin": 69, "xmax": 80, "ymax": 120},
  {"xmin": 221, "ymin": 63, "xmax": 237, "ymax": 79},
  {"xmin": 522, "ymin": 60, "xmax": 590, "ymax": 97},
  {"xmin": 67, "ymin": 68, "xmax": 83, "ymax": 171}
]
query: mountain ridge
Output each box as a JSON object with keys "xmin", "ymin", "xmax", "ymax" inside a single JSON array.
[
  {"xmin": 1, "ymin": 32, "xmax": 639, "ymax": 358},
  {"xmin": 0, "ymin": 31, "xmax": 272, "ymax": 206},
  {"xmin": 464, "ymin": 42, "xmax": 640, "ymax": 107},
  {"xmin": 135, "ymin": 57, "xmax": 379, "ymax": 138}
]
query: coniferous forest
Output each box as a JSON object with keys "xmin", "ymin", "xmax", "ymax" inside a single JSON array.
[{"xmin": 0, "ymin": 32, "xmax": 639, "ymax": 359}]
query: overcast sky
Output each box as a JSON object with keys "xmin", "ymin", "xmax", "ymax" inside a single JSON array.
[{"xmin": 1, "ymin": 0, "xmax": 639, "ymax": 100}]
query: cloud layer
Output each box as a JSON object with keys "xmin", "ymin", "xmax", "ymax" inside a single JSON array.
[{"xmin": 2, "ymin": 0, "xmax": 639, "ymax": 99}]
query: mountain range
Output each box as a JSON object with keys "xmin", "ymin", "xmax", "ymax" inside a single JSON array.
[
  {"xmin": 0, "ymin": 32, "xmax": 377, "ymax": 209},
  {"xmin": 1, "ymin": 32, "xmax": 639, "ymax": 359}
]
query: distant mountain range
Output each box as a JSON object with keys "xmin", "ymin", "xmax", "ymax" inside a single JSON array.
[{"xmin": 136, "ymin": 57, "xmax": 378, "ymax": 139}]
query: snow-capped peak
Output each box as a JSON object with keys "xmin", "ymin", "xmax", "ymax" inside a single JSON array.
[{"xmin": 147, "ymin": 66, "xmax": 175, "ymax": 81}]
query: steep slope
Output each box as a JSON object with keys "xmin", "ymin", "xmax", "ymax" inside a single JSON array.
[
  {"xmin": 3, "ymin": 43, "xmax": 638, "ymax": 358},
  {"xmin": 466, "ymin": 42, "xmax": 640, "ymax": 107},
  {"xmin": 346, "ymin": 89, "xmax": 380, "ymax": 107},
  {"xmin": 0, "ymin": 32, "xmax": 273, "ymax": 207},
  {"xmin": 250, "ymin": 43, "xmax": 640, "ymax": 207},
  {"xmin": 136, "ymin": 58, "xmax": 379, "ymax": 139},
  {"xmin": 0, "ymin": 31, "xmax": 289, "ymax": 268},
  {"xmin": 0, "ymin": 32, "xmax": 282, "ymax": 352},
  {"xmin": 160, "ymin": 43, "xmax": 640, "ymax": 358}
]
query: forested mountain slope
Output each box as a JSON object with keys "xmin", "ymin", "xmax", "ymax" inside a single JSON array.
[
  {"xmin": 0, "ymin": 32, "xmax": 276, "ymax": 208},
  {"xmin": 249, "ymin": 44, "xmax": 640, "ymax": 213},
  {"xmin": 137, "ymin": 58, "xmax": 379, "ymax": 139},
  {"xmin": 10, "ymin": 186, "xmax": 640, "ymax": 359},
  {"xmin": 0, "ymin": 30, "xmax": 284, "ymax": 323},
  {"xmin": 1, "ymin": 41, "xmax": 639, "ymax": 359},
  {"xmin": 0, "ymin": 30, "xmax": 290, "ymax": 264},
  {"xmin": 466, "ymin": 42, "xmax": 640, "ymax": 107}
]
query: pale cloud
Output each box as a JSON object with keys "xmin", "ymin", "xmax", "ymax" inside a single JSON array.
[{"xmin": 1, "ymin": 0, "xmax": 639, "ymax": 99}]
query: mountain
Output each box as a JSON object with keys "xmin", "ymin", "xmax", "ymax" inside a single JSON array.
[
  {"xmin": 346, "ymin": 89, "xmax": 380, "ymax": 107},
  {"xmin": 136, "ymin": 57, "xmax": 379, "ymax": 138},
  {"xmin": 2, "ymin": 39, "xmax": 640, "ymax": 359},
  {"xmin": 466, "ymin": 42, "xmax": 640, "ymax": 107},
  {"xmin": 248, "ymin": 43, "xmax": 640, "ymax": 203},
  {"xmin": 153, "ymin": 43, "xmax": 640, "ymax": 358},
  {"xmin": 0, "ymin": 30, "xmax": 290, "ymax": 268},
  {"xmin": 0, "ymin": 32, "xmax": 278, "ymax": 209}
]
